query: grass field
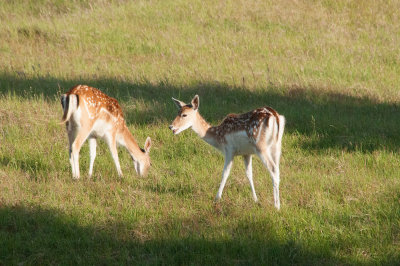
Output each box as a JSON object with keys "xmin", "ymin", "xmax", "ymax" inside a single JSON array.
[{"xmin": 1, "ymin": 0, "xmax": 400, "ymax": 264}]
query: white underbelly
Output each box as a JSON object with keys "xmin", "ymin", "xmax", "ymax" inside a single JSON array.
[
  {"xmin": 224, "ymin": 131, "xmax": 256, "ymax": 155},
  {"xmin": 91, "ymin": 119, "xmax": 113, "ymax": 138}
]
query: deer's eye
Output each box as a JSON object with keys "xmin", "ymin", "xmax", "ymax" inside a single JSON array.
[{"xmin": 182, "ymin": 114, "xmax": 187, "ymax": 117}]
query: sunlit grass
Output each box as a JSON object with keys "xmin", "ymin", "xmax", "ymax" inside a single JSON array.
[{"xmin": 0, "ymin": 0, "xmax": 400, "ymax": 264}]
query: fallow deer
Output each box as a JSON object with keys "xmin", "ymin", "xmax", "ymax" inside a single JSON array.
[
  {"xmin": 169, "ymin": 95, "xmax": 285, "ymax": 209},
  {"xmin": 61, "ymin": 85, "xmax": 151, "ymax": 179}
]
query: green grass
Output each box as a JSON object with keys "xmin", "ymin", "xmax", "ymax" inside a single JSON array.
[{"xmin": 1, "ymin": 0, "xmax": 400, "ymax": 265}]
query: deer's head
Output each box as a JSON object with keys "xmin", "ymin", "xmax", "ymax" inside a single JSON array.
[
  {"xmin": 169, "ymin": 95, "xmax": 199, "ymax": 135},
  {"xmin": 134, "ymin": 137, "xmax": 152, "ymax": 177}
]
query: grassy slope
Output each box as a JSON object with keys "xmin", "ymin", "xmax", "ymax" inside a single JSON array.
[{"xmin": 0, "ymin": 0, "xmax": 400, "ymax": 264}]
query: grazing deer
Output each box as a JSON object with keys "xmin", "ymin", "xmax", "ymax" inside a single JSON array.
[
  {"xmin": 169, "ymin": 95, "xmax": 285, "ymax": 209},
  {"xmin": 60, "ymin": 85, "xmax": 151, "ymax": 179}
]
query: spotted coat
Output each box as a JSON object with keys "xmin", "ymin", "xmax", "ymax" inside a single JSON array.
[
  {"xmin": 209, "ymin": 107, "xmax": 280, "ymax": 143},
  {"xmin": 65, "ymin": 85, "xmax": 125, "ymax": 129}
]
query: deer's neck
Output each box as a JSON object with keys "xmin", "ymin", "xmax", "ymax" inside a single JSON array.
[
  {"xmin": 191, "ymin": 112, "xmax": 211, "ymax": 138},
  {"xmin": 120, "ymin": 126, "xmax": 145, "ymax": 162},
  {"xmin": 192, "ymin": 112, "xmax": 221, "ymax": 149}
]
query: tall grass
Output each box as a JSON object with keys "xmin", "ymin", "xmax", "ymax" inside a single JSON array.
[{"xmin": 0, "ymin": 0, "xmax": 399, "ymax": 264}]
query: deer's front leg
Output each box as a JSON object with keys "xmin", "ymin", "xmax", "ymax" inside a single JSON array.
[
  {"xmin": 88, "ymin": 138, "xmax": 97, "ymax": 178},
  {"xmin": 105, "ymin": 134, "xmax": 123, "ymax": 177},
  {"xmin": 215, "ymin": 152, "xmax": 234, "ymax": 201}
]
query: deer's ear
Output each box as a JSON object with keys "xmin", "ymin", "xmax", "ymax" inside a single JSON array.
[
  {"xmin": 144, "ymin": 137, "xmax": 151, "ymax": 154},
  {"xmin": 191, "ymin": 95, "xmax": 199, "ymax": 110},
  {"xmin": 172, "ymin": 97, "xmax": 185, "ymax": 109}
]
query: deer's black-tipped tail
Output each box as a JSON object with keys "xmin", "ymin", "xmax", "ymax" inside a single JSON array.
[{"xmin": 60, "ymin": 94, "xmax": 78, "ymax": 124}]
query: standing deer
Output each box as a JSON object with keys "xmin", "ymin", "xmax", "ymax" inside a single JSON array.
[
  {"xmin": 169, "ymin": 95, "xmax": 285, "ymax": 209},
  {"xmin": 61, "ymin": 85, "xmax": 151, "ymax": 179}
]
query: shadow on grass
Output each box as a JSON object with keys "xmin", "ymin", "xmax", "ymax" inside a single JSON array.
[
  {"xmin": 0, "ymin": 204, "xmax": 352, "ymax": 265},
  {"xmin": 1, "ymin": 71, "xmax": 400, "ymax": 153}
]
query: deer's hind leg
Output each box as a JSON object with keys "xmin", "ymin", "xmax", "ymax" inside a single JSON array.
[
  {"xmin": 243, "ymin": 155, "xmax": 258, "ymax": 202},
  {"xmin": 256, "ymin": 145, "xmax": 280, "ymax": 210},
  {"xmin": 66, "ymin": 122, "xmax": 78, "ymax": 179},
  {"xmin": 69, "ymin": 124, "xmax": 92, "ymax": 180}
]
